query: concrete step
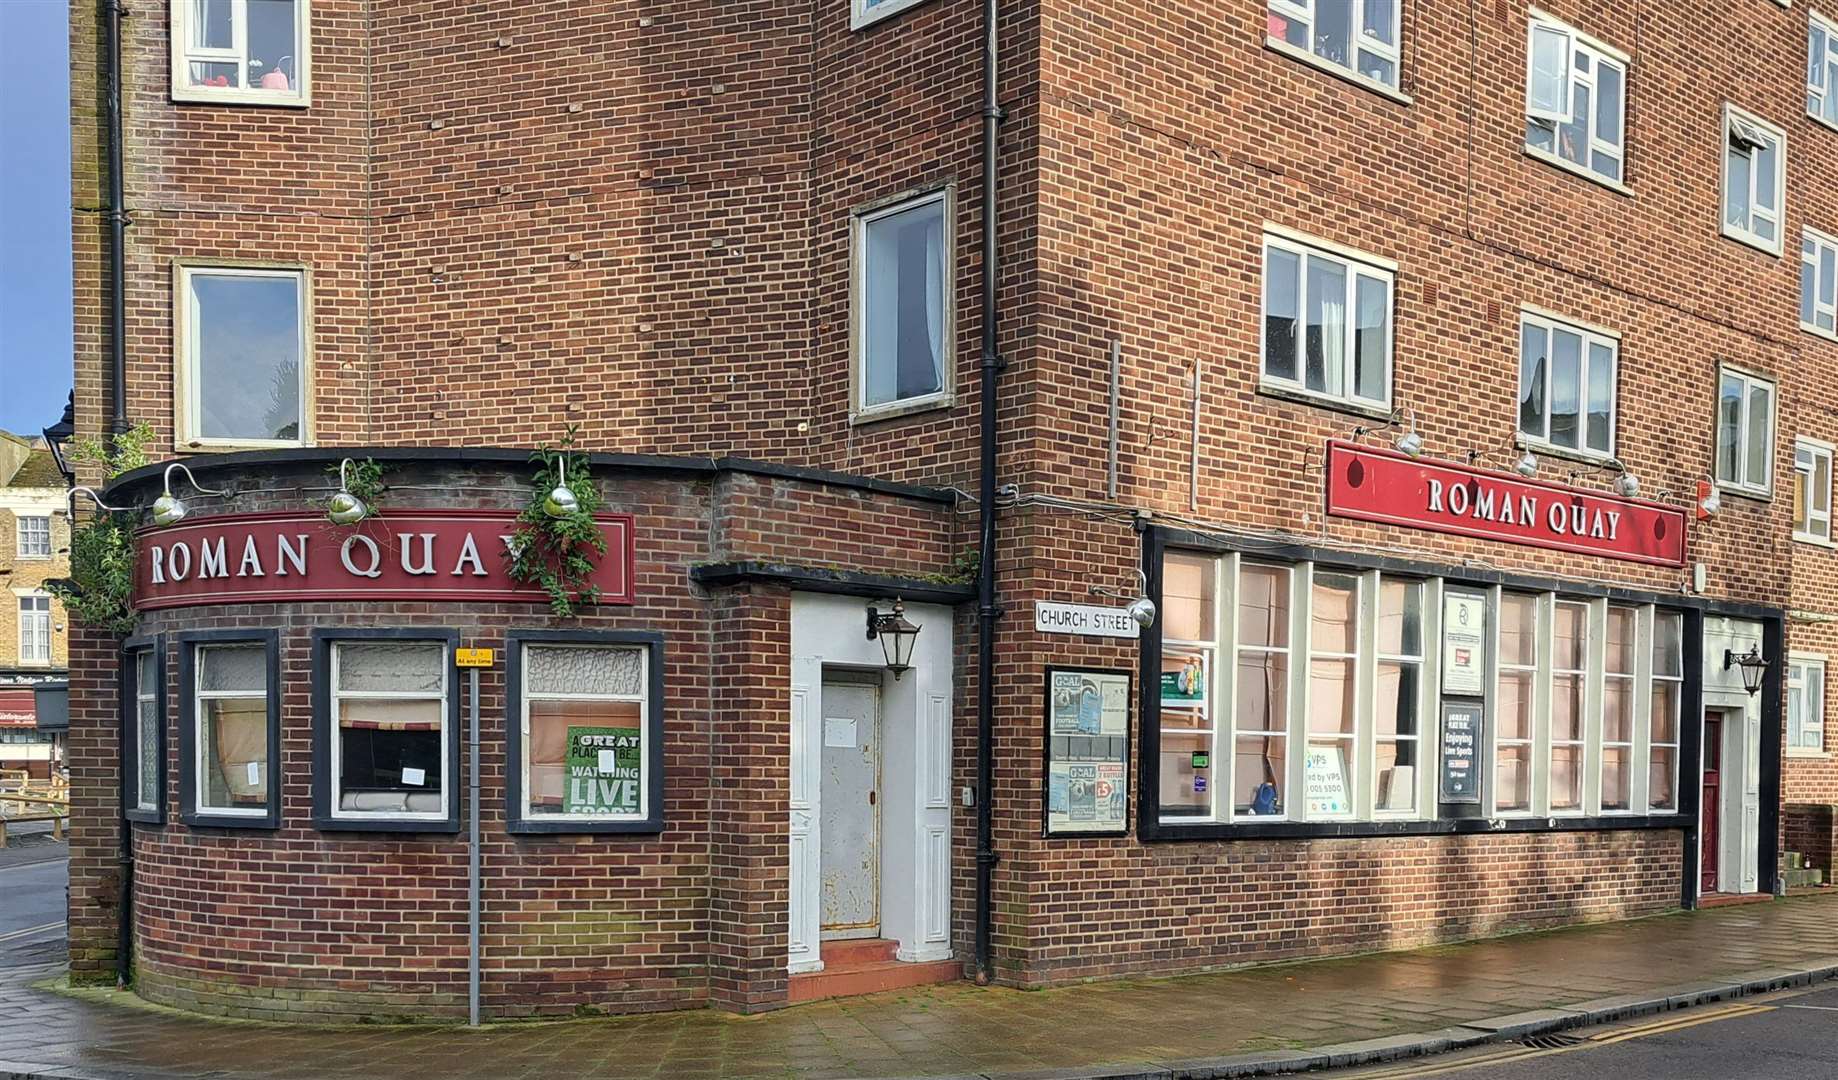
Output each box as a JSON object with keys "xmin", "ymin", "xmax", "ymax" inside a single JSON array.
[
  {"xmin": 789, "ymin": 952, "xmax": 961, "ymax": 1004},
  {"xmin": 819, "ymin": 937, "xmax": 900, "ymax": 967}
]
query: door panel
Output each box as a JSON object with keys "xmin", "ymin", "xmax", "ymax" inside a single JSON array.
[
  {"xmin": 820, "ymin": 681, "xmax": 880, "ymax": 939},
  {"xmin": 1701, "ymin": 715, "xmax": 1720, "ymax": 893}
]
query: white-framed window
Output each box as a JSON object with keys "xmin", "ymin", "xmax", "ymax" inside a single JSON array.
[
  {"xmin": 1524, "ymin": 13, "xmax": 1629, "ymax": 186},
  {"xmin": 174, "ymin": 263, "xmax": 309, "ymax": 450},
  {"xmin": 1600, "ymin": 606, "xmax": 1637, "ymax": 812},
  {"xmin": 132, "ymin": 647, "xmax": 161, "ymax": 815},
  {"xmin": 1265, "ymin": 0, "xmax": 1404, "ymax": 95},
  {"xmin": 517, "ymin": 643, "xmax": 655, "ymax": 825},
  {"xmin": 1374, "ymin": 578, "xmax": 1424, "ymax": 815},
  {"xmin": 170, "ymin": 0, "xmax": 310, "ymax": 106},
  {"xmin": 1306, "ymin": 572, "xmax": 1361, "ymax": 819},
  {"xmin": 1261, "ymin": 231, "xmax": 1395, "ymax": 413},
  {"xmin": 1649, "ymin": 612, "xmax": 1683, "ymax": 811},
  {"xmin": 850, "ymin": 0, "xmax": 934, "ymax": 30},
  {"xmin": 1517, "ymin": 311, "xmax": 1617, "ymax": 459},
  {"xmin": 328, "ymin": 641, "xmax": 450, "ymax": 821},
  {"xmin": 1232, "ymin": 562, "xmax": 1292, "ymax": 819},
  {"xmin": 1493, "ymin": 592, "xmax": 1538, "ymax": 815},
  {"xmin": 851, "ymin": 189, "xmax": 953, "ymax": 421},
  {"xmin": 1722, "ymin": 105, "xmax": 1787, "ymax": 255},
  {"xmin": 1715, "ymin": 367, "xmax": 1777, "ymax": 496},
  {"xmin": 1549, "ymin": 600, "xmax": 1587, "ymax": 813},
  {"xmin": 16, "ymin": 596, "xmax": 51, "ymax": 665},
  {"xmin": 1790, "ymin": 654, "xmax": 1827, "ymax": 754},
  {"xmin": 1811, "ymin": 12, "xmax": 1838, "ymax": 130},
  {"xmin": 14, "ymin": 516, "xmax": 51, "ymax": 559},
  {"xmin": 192, "ymin": 643, "xmax": 270, "ymax": 816},
  {"xmin": 1803, "ymin": 228, "xmax": 1838, "ymax": 339},
  {"xmin": 1794, "ymin": 438, "xmax": 1834, "ymax": 543},
  {"xmin": 1159, "ymin": 551, "xmax": 1224, "ymax": 819}
]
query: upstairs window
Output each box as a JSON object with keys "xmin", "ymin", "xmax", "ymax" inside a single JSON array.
[
  {"xmin": 1716, "ymin": 367, "xmax": 1776, "ymax": 496},
  {"xmin": 1261, "ymin": 232, "xmax": 1394, "ymax": 414},
  {"xmin": 851, "ymin": 0, "xmax": 934, "ymax": 30},
  {"xmin": 1723, "ymin": 106, "xmax": 1787, "ymax": 255},
  {"xmin": 1518, "ymin": 312, "xmax": 1617, "ymax": 459},
  {"xmin": 175, "ymin": 264, "xmax": 309, "ymax": 450},
  {"xmin": 1266, "ymin": 1, "xmax": 1403, "ymax": 95},
  {"xmin": 1525, "ymin": 14, "xmax": 1628, "ymax": 186},
  {"xmin": 1804, "ymin": 228, "xmax": 1838, "ymax": 338},
  {"xmin": 852, "ymin": 189, "xmax": 953, "ymax": 421},
  {"xmin": 1790, "ymin": 656, "xmax": 1828, "ymax": 754},
  {"xmin": 170, "ymin": 0, "xmax": 310, "ymax": 106},
  {"xmin": 1811, "ymin": 12, "xmax": 1838, "ymax": 129},
  {"xmin": 17, "ymin": 596, "xmax": 51, "ymax": 665},
  {"xmin": 15, "ymin": 515, "xmax": 51, "ymax": 558},
  {"xmin": 1795, "ymin": 439, "xmax": 1834, "ymax": 543}
]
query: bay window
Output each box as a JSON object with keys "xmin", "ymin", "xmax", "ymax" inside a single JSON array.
[
  {"xmin": 1261, "ymin": 231, "xmax": 1395, "ymax": 414},
  {"xmin": 171, "ymin": 0, "xmax": 310, "ymax": 105},
  {"xmin": 1525, "ymin": 14, "xmax": 1629, "ymax": 186},
  {"xmin": 1722, "ymin": 105, "xmax": 1786, "ymax": 255},
  {"xmin": 311, "ymin": 631, "xmax": 460, "ymax": 832},
  {"xmin": 178, "ymin": 630, "xmax": 279, "ymax": 829},
  {"xmin": 1265, "ymin": 0, "xmax": 1404, "ymax": 95}
]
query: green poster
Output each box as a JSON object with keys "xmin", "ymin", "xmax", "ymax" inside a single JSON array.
[{"xmin": 564, "ymin": 726, "xmax": 643, "ymax": 815}]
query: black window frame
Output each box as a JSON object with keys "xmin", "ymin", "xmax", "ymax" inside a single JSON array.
[
  {"xmin": 121, "ymin": 633, "xmax": 167, "ymax": 825},
  {"xmin": 177, "ymin": 628, "xmax": 282, "ymax": 830},
  {"xmin": 310, "ymin": 627, "xmax": 462, "ymax": 834},
  {"xmin": 505, "ymin": 629, "xmax": 666, "ymax": 835}
]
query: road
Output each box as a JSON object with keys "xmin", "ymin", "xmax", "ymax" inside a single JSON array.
[
  {"xmin": 0, "ymin": 850, "xmax": 67, "ymax": 968},
  {"xmin": 1343, "ymin": 983, "xmax": 1838, "ymax": 1080}
]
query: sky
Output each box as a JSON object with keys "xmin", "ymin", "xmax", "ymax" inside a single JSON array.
[{"xmin": 0, "ymin": 0, "xmax": 74, "ymax": 439}]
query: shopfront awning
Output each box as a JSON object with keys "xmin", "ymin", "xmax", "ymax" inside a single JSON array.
[{"xmin": 0, "ymin": 689, "xmax": 35, "ymax": 728}]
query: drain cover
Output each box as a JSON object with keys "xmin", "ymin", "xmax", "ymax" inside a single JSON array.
[{"xmin": 1520, "ymin": 1033, "xmax": 1584, "ymax": 1050}]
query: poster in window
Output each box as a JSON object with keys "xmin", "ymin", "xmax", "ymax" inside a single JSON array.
[
  {"xmin": 1304, "ymin": 744, "xmax": 1350, "ymax": 816},
  {"xmin": 1439, "ymin": 702, "xmax": 1483, "ymax": 804},
  {"xmin": 564, "ymin": 726, "xmax": 642, "ymax": 815},
  {"xmin": 1441, "ymin": 590, "xmax": 1487, "ymax": 697},
  {"xmin": 1044, "ymin": 668, "xmax": 1131, "ymax": 836}
]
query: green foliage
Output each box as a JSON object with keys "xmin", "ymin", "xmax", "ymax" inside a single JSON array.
[
  {"xmin": 507, "ymin": 429, "xmax": 607, "ymax": 618},
  {"xmin": 49, "ymin": 422, "xmax": 157, "ymax": 636},
  {"xmin": 326, "ymin": 457, "xmax": 388, "ymax": 525}
]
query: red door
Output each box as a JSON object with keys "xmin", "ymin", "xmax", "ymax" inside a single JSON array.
[{"xmin": 1701, "ymin": 715, "xmax": 1721, "ymax": 893}]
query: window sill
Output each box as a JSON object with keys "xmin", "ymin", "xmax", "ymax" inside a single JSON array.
[
  {"xmin": 1716, "ymin": 480, "xmax": 1773, "ymax": 503},
  {"xmin": 1813, "ymin": 110, "xmax": 1838, "ymax": 135},
  {"xmin": 181, "ymin": 810, "xmax": 278, "ymax": 830},
  {"xmin": 313, "ymin": 815, "xmax": 460, "ymax": 834},
  {"xmin": 1786, "ymin": 748, "xmax": 1831, "ymax": 759},
  {"xmin": 123, "ymin": 808, "xmax": 164, "ymax": 826},
  {"xmin": 171, "ymin": 87, "xmax": 311, "ymax": 108},
  {"xmin": 12, "ymin": 555, "xmax": 51, "ymax": 562},
  {"xmin": 178, "ymin": 437, "xmax": 310, "ymax": 454},
  {"xmin": 1515, "ymin": 435, "xmax": 1618, "ymax": 470},
  {"xmin": 850, "ymin": 0, "xmax": 936, "ymax": 30},
  {"xmin": 850, "ymin": 394, "xmax": 954, "ymax": 427},
  {"xmin": 1802, "ymin": 320, "xmax": 1838, "ymax": 344},
  {"xmin": 1720, "ymin": 224, "xmax": 1784, "ymax": 258},
  {"xmin": 506, "ymin": 817, "xmax": 665, "ymax": 835},
  {"xmin": 1522, "ymin": 145, "xmax": 1633, "ymax": 198},
  {"xmin": 1263, "ymin": 37, "xmax": 1412, "ymax": 105},
  {"xmin": 1140, "ymin": 812, "xmax": 1688, "ymax": 842},
  {"xmin": 1792, "ymin": 532, "xmax": 1836, "ymax": 548},
  {"xmin": 1256, "ymin": 381, "xmax": 1392, "ymax": 422}
]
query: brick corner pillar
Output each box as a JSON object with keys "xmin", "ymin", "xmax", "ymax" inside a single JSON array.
[
  {"xmin": 706, "ymin": 584, "xmax": 792, "ymax": 1013},
  {"xmin": 65, "ymin": 622, "xmax": 123, "ymax": 985}
]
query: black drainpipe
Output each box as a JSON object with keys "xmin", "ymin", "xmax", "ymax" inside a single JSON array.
[
  {"xmin": 972, "ymin": 0, "xmax": 1003, "ymax": 986},
  {"xmin": 103, "ymin": 0, "xmax": 134, "ymax": 989}
]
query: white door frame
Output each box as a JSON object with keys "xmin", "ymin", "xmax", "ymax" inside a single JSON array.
[{"xmin": 1699, "ymin": 618, "xmax": 1763, "ymax": 898}]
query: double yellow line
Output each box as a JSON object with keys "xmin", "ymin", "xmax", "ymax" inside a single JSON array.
[{"xmin": 1348, "ymin": 1002, "xmax": 1776, "ymax": 1079}]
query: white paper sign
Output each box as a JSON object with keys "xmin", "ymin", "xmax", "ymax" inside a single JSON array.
[
  {"xmin": 823, "ymin": 717, "xmax": 857, "ymax": 748},
  {"xmin": 1304, "ymin": 745, "xmax": 1349, "ymax": 817},
  {"xmin": 1035, "ymin": 601, "xmax": 1141, "ymax": 639},
  {"xmin": 401, "ymin": 766, "xmax": 426, "ymax": 787},
  {"xmin": 1442, "ymin": 590, "xmax": 1487, "ymax": 696},
  {"xmin": 597, "ymin": 749, "xmax": 619, "ymax": 775},
  {"xmin": 246, "ymin": 761, "xmax": 262, "ymax": 787}
]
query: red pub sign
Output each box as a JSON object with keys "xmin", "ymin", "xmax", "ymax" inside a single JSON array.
[
  {"xmin": 134, "ymin": 510, "xmax": 636, "ymax": 611},
  {"xmin": 1324, "ymin": 440, "xmax": 1687, "ymax": 568}
]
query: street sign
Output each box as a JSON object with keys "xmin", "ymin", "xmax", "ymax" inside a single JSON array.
[{"xmin": 456, "ymin": 648, "xmax": 495, "ymax": 668}]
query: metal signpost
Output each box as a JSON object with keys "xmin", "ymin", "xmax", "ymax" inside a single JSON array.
[{"xmin": 456, "ymin": 647, "xmax": 493, "ymax": 1027}]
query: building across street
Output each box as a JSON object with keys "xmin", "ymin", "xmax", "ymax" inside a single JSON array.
[{"xmin": 52, "ymin": 0, "xmax": 1838, "ymax": 1025}]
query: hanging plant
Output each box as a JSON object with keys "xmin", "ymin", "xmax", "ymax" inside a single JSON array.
[
  {"xmin": 46, "ymin": 421, "xmax": 156, "ymax": 636},
  {"xmin": 507, "ymin": 429, "xmax": 607, "ymax": 618},
  {"xmin": 325, "ymin": 457, "xmax": 388, "ymax": 526}
]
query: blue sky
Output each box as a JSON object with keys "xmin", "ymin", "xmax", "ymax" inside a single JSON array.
[{"xmin": 0, "ymin": 0, "xmax": 73, "ymax": 438}]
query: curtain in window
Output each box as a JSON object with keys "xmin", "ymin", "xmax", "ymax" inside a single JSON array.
[{"xmin": 1305, "ymin": 256, "xmax": 1346, "ymax": 395}]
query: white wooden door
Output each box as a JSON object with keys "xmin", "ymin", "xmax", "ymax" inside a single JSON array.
[{"xmin": 820, "ymin": 680, "xmax": 880, "ymax": 939}]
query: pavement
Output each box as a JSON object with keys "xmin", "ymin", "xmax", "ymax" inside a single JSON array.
[{"xmin": 0, "ymin": 887, "xmax": 1834, "ymax": 1080}]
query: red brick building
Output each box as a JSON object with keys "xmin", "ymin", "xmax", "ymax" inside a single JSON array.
[{"xmin": 62, "ymin": 0, "xmax": 1836, "ymax": 1021}]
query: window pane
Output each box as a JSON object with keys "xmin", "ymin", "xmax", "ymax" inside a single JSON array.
[
  {"xmin": 1528, "ymin": 24, "xmax": 1570, "ymax": 117},
  {"xmin": 1552, "ymin": 673, "xmax": 1583, "ymax": 742},
  {"xmin": 1305, "ymin": 256, "xmax": 1347, "ymax": 395},
  {"xmin": 1601, "ymin": 746, "xmax": 1630, "ymax": 811},
  {"xmin": 1238, "ymin": 564, "xmax": 1291, "ymax": 649},
  {"xmin": 1814, "ymin": 25, "xmax": 1829, "ymax": 92},
  {"xmin": 1354, "ymin": 274, "xmax": 1388, "ymax": 403},
  {"xmin": 1595, "ymin": 59, "xmax": 1623, "ymax": 148},
  {"xmin": 1726, "ymin": 144, "xmax": 1752, "ymax": 230},
  {"xmin": 188, "ymin": 60, "xmax": 242, "ymax": 88},
  {"xmin": 200, "ymin": 697, "xmax": 267, "ymax": 810},
  {"xmin": 1604, "ymin": 678, "xmax": 1633, "ymax": 744},
  {"xmin": 1717, "ymin": 374, "xmax": 1742, "ymax": 481},
  {"xmin": 139, "ymin": 696, "xmax": 160, "ymax": 810},
  {"xmin": 1376, "ymin": 661, "xmax": 1418, "ymax": 738},
  {"xmin": 1357, "ymin": 50, "xmax": 1395, "ymax": 86},
  {"xmin": 1653, "ymin": 613, "xmax": 1683, "ymax": 678},
  {"xmin": 191, "ymin": 273, "xmax": 302, "ymax": 441},
  {"xmin": 1313, "ymin": 0, "xmax": 1353, "ymax": 68},
  {"xmin": 1272, "ymin": 8, "xmax": 1310, "ymax": 49},
  {"xmin": 1362, "ymin": 0, "xmax": 1397, "ymax": 47},
  {"xmin": 1375, "ymin": 738, "xmax": 1416, "ymax": 813},
  {"xmin": 1605, "ymin": 606, "xmax": 1635, "ymax": 675},
  {"xmin": 1553, "ymin": 602, "xmax": 1586, "ymax": 670},
  {"xmin": 1586, "ymin": 342, "xmax": 1613, "ymax": 453},
  {"xmin": 1308, "ymin": 658, "xmax": 1355, "ymax": 735},
  {"xmin": 1557, "ymin": 78, "xmax": 1591, "ymax": 167},
  {"xmin": 1803, "ymin": 250, "xmax": 1818, "ymax": 326},
  {"xmin": 1648, "ymin": 747, "xmax": 1677, "ymax": 811},
  {"xmin": 1264, "ymin": 247, "xmax": 1300, "ymax": 382},
  {"xmin": 1549, "ymin": 329, "xmax": 1582, "ymax": 448},
  {"xmin": 1377, "ymin": 578, "xmax": 1422, "ymax": 656},
  {"xmin": 528, "ymin": 646, "xmax": 645, "ymax": 697},
  {"xmin": 526, "ymin": 698, "xmax": 645, "ymax": 817},
  {"xmin": 862, "ymin": 199, "xmax": 946, "ymax": 408},
  {"xmin": 1234, "ymin": 734, "xmax": 1286, "ymax": 816},
  {"xmin": 1496, "ymin": 744, "xmax": 1532, "ymax": 812},
  {"xmin": 247, "ymin": 0, "xmax": 300, "ymax": 92},
  {"xmin": 1651, "ymin": 680, "xmax": 1678, "ymax": 744},
  {"xmin": 1747, "ymin": 382, "xmax": 1772, "ymax": 486},
  {"xmin": 1310, "ymin": 574, "xmax": 1358, "ymax": 654},
  {"xmin": 1550, "ymin": 744, "xmax": 1582, "ymax": 810},
  {"xmin": 1498, "ymin": 670, "xmax": 1534, "ymax": 741},
  {"xmin": 191, "ymin": 0, "xmax": 232, "ymax": 50},
  {"xmin": 1235, "ymin": 653, "xmax": 1288, "ymax": 732},
  {"xmin": 1162, "ymin": 553, "xmax": 1216, "ymax": 643},
  {"xmin": 1755, "ymin": 139, "xmax": 1778, "ymax": 214},
  {"xmin": 1163, "ymin": 649, "xmax": 1211, "ymax": 727},
  {"xmin": 338, "ymin": 699, "xmax": 443, "ymax": 813},
  {"xmin": 1160, "ymin": 731, "xmax": 1210, "ymax": 815},
  {"xmin": 199, "ymin": 644, "xmax": 265, "ymax": 693},
  {"xmin": 337, "ymin": 643, "xmax": 444, "ymax": 694},
  {"xmin": 1500, "ymin": 594, "xmax": 1538, "ymax": 667},
  {"xmin": 1519, "ymin": 323, "xmax": 1547, "ymax": 439}
]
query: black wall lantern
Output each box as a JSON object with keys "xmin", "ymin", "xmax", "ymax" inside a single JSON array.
[
  {"xmin": 866, "ymin": 597, "xmax": 921, "ymax": 680},
  {"xmin": 1724, "ymin": 645, "xmax": 1769, "ymax": 697}
]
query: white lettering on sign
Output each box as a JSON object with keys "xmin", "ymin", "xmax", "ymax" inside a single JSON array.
[
  {"xmin": 276, "ymin": 534, "xmax": 308, "ymax": 576},
  {"xmin": 340, "ymin": 534, "xmax": 384, "ymax": 578},
  {"xmin": 1034, "ymin": 601, "xmax": 1141, "ymax": 639},
  {"xmin": 399, "ymin": 533, "xmax": 436, "ymax": 575},
  {"xmin": 199, "ymin": 536, "xmax": 227, "ymax": 579},
  {"xmin": 452, "ymin": 533, "xmax": 489, "ymax": 577},
  {"xmin": 238, "ymin": 535, "xmax": 264, "ymax": 577}
]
